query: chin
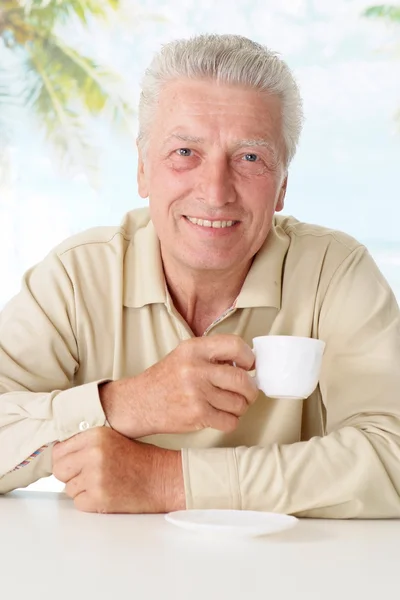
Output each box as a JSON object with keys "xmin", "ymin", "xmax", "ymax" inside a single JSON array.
[
  {"xmin": 175, "ymin": 244, "xmax": 245, "ymax": 273},
  {"xmin": 183, "ymin": 257, "xmax": 236, "ymax": 272}
]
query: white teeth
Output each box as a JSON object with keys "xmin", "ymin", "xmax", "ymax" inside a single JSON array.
[{"xmin": 186, "ymin": 217, "xmax": 236, "ymax": 228}]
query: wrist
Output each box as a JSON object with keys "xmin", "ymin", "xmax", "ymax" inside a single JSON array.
[
  {"xmin": 99, "ymin": 378, "xmax": 148, "ymax": 439},
  {"xmin": 98, "ymin": 380, "xmax": 121, "ymax": 430},
  {"xmin": 154, "ymin": 448, "xmax": 186, "ymax": 513}
]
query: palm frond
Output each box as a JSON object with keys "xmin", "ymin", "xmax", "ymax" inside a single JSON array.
[
  {"xmin": 363, "ymin": 5, "xmax": 400, "ymax": 22},
  {"xmin": 0, "ymin": 56, "xmax": 28, "ymax": 107},
  {"xmin": 0, "ymin": 0, "xmax": 120, "ymax": 44},
  {"xmin": 1, "ymin": 0, "xmax": 134, "ymax": 186},
  {"xmin": 28, "ymin": 45, "xmax": 101, "ymax": 186},
  {"xmin": 17, "ymin": 0, "xmax": 120, "ymax": 27},
  {"xmin": 1, "ymin": 5, "xmax": 134, "ymax": 122},
  {"xmin": 0, "ymin": 2, "xmax": 37, "ymax": 45},
  {"xmin": 50, "ymin": 37, "xmax": 134, "ymax": 123}
]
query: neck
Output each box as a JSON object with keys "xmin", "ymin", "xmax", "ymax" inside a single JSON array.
[{"xmin": 162, "ymin": 253, "xmax": 252, "ymax": 336}]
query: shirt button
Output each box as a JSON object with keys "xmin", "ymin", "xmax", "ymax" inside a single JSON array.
[{"xmin": 79, "ymin": 421, "xmax": 90, "ymax": 432}]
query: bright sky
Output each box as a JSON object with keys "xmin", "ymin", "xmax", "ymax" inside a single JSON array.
[{"xmin": 2, "ymin": 0, "xmax": 400, "ymax": 297}]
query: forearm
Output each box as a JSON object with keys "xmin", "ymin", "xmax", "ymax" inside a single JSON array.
[
  {"xmin": 151, "ymin": 446, "xmax": 186, "ymax": 512},
  {"xmin": 98, "ymin": 378, "xmax": 159, "ymax": 439},
  {"xmin": 0, "ymin": 381, "xmax": 108, "ymax": 492},
  {"xmin": 182, "ymin": 424, "xmax": 400, "ymax": 518}
]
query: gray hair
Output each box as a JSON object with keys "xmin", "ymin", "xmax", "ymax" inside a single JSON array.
[{"xmin": 138, "ymin": 33, "xmax": 304, "ymax": 168}]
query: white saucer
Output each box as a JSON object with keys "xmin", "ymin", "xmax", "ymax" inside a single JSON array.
[{"xmin": 165, "ymin": 509, "xmax": 298, "ymax": 538}]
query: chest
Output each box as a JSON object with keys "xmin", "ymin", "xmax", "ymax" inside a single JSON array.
[{"xmin": 74, "ymin": 295, "xmax": 323, "ymax": 447}]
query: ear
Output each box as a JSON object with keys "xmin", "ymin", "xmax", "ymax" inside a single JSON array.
[
  {"xmin": 275, "ymin": 174, "xmax": 288, "ymax": 212},
  {"xmin": 136, "ymin": 140, "xmax": 149, "ymax": 199}
]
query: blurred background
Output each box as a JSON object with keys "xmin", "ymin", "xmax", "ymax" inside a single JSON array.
[
  {"xmin": 0, "ymin": 1, "xmax": 399, "ymax": 490},
  {"xmin": 1, "ymin": 0, "xmax": 400, "ymax": 304}
]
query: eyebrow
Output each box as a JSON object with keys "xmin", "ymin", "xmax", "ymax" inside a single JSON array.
[
  {"xmin": 164, "ymin": 133, "xmax": 205, "ymax": 145},
  {"xmin": 232, "ymin": 139, "xmax": 275, "ymax": 152},
  {"xmin": 164, "ymin": 134, "xmax": 278, "ymax": 156}
]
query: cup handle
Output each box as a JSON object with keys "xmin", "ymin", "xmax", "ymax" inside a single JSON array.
[
  {"xmin": 234, "ymin": 350, "xmax": 259, "ymax": 387},
  {"xmin": 251, "ymin": 348, "xmax": 260, "ymax": 388}
]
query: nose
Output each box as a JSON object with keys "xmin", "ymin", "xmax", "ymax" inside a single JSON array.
[{"xmin": 197, "ymin": 157, "xmax": 237, "ymax": 208}]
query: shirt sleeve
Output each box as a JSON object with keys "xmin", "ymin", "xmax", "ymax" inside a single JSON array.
[
  {"xmin": 0, "ymin": 251, "xmax": 107, "ymax": 493},
  {"xmin": 182, "ymin": 247, "xmax": 400, "ymax": 518}
]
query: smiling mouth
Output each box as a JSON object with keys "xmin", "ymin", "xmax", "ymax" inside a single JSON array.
[{"xmin": 184, "ymin": 216, "xmax": 240, "ymax": 228}]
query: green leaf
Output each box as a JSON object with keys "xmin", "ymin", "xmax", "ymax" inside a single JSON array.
[
  {"xmin": 26, "ymin": 44, "xmax": 101, "ymax": 186},
  {"xmin": 363, "ymin": 5, "xmax": 400, "ymax": 22},
  {"xmin": 0, "ymin": 0, "xmax": 134, "ymax": 186},
  {"xmin": 0, "ymin": 0, "xmax": 121, "ymax": 39},
  {"xmin": 26, "ymin": 0, "xmax": 120, "ymax": 24}
]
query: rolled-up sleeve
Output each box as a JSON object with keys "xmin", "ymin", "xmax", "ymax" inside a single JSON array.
[
  {"xmin": 0, "ymin": 252, "xmax": 107, "ymax": 493},
  {"xmin": 182, "ymin": 247, "xmax": 400, "ymax": 518}
]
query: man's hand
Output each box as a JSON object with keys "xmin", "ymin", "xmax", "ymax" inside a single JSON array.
[
  {"xmin": 100, "ymin": 334, "xmax": 258, "ymax": 439},
  {"xmin": 52, "ymin": 427, "xmax": 185, "ymax": 514}
]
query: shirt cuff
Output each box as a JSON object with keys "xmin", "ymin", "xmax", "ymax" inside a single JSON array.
[
  {"xmin": 52, "ymin": 379, "xmax": 109, "ymax": 441},
  {"xmin": 0, "ymin": 445, "xmax": 54, "ymax": 494},
  {"xmin": 181, "ymin": 447, "xmax": 241, "ymax": 510}
]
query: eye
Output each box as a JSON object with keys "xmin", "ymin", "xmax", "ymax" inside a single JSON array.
[
  {"xmin": 176, "ymin": 148, "xmax": 192, "ymax": 157},
  {"xmin": 242, "ymin": 153, "xmax": 258, "ymax": 162}
]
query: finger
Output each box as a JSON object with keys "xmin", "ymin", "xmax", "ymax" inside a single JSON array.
[
  {"xmin": 207, "ymin": 389, "xmax": 249, "ymax": 417},
  {"xmin": 206, "ymin": 407, "xmax": 240, "ymax": 434},
  {"xmin": 52, "ymin": 427, "xmax": 104, "ymax": 461},
  {"xmin": 186, "ymin": 335, "xmax": 255, "ymax": 370},
  {"xmin": 65, "ymin": 475, "xmax": 85, "ymax": 500},
  {"xmin": 208, "ymin": 363, "xmax": 259, "ymax": 404},
  {"xmin": 74, "ymin": 491, "xmax": 109, "ymax": 514},
  {"xmin": 208, "ymin": 335, "xmax": 255, "ymax": 370},
  {"xmin": 73, "ymin": 492, "xmax": 98, "ymax": 513},
  {"xmin": 52, "ymin": 433, "xmax": 87, "ymax": 462},
  {"xmin": 52, "ymin": 453, "xmax": 82, "ymax": 484}
]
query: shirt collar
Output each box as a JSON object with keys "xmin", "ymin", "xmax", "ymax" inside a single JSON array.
[
  {"xmin": 123, "ymin": 219, "xmax": 166, "ymax": 308},
  {"xmin": 123, "ymin": 214, "xmax": 289, "ymax": 310},
  {"xmin": 235, "ymin": 218, "xmax": 290, "ymax": 310}
]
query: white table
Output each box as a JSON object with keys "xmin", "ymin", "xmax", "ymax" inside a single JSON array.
[{"xmin": 1, "ymin": 491, "xmax": 399, "ymax": 600}]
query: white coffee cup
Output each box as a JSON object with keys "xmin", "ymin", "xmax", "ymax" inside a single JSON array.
[{"xmin": 252, "ymin": 335, "xmax": 326, "ymax": 400}]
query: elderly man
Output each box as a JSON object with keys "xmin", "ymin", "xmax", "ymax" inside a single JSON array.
[{"xmin": 0, "ymin": 34, "xmax": 399, "ymax": 517}]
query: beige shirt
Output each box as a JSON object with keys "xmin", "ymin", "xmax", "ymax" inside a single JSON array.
[{"xmin": 1, "ymin": 208, "xmax": 400, "ymax": 518}]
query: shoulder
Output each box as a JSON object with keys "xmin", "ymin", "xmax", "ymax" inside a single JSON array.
[
  {"xmin": 273, "ymin": 215, "xmax": 373, "ymax": 303},
  {"xmin": 53, "ymin": 208, "xmax": 151, "ymax": 260},
  {"xmin": 275, "ymin": 214, "xmax": 365, "ymax": 265},
  {"xmin": 276, "ymin": 214, "xmax": 362, "ymax": 251}
]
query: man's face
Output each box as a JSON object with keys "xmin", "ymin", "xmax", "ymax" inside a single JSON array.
[{"xmin": 137, "ymin": 79, "xmax": 287, "ymax": 274}]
